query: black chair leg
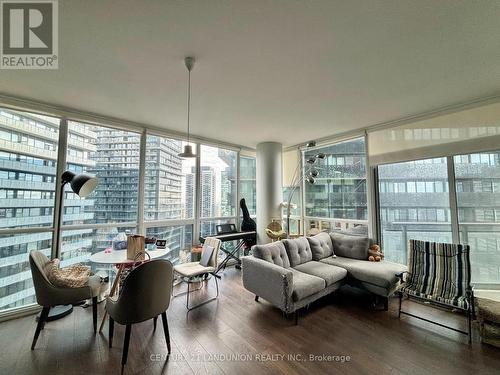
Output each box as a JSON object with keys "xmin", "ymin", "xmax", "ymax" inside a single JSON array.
[
  {"xmin": 161, "ymin": 312, "xmax": 171, "ymax": 354},
  {"xmin": 254, "ymin": 295, "xmax": 259, "ymax": 302},
  {"xmin": 468, "ymin": 309, "xmax": 472, "ymax": 344},
  {"xmin": 32, "ymin": 306, "xmax": 50, "ymax": 350},
  {"xmin": 122, "ymin": 324, "xmax": 132, "ymax": 372},
  {"xmin": 398, "ymin": 292, "xmax": 403, "ymax": 318},
  {"xmin": 109, "ymin": 317, "xmax": 114, "ymax": 348},
  {"xmin": 295, "ymin": 310, "xmax": 299, "ymax": 325},
  {"xmin": 153, "ymin": 316, "xmax": 158, "ymax": 332},
  {"xmin": 92, "ymin": 296, "xmax": 98, "ymax": 333}
]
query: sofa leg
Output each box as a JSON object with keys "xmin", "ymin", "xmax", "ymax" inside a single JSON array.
[
  {"xmin": 254, "ymin": 295, "xmax": 259, "ymax": 302},
  {"xmin": 295, "ymin": 310, "xmax": 299, "ymax": 325},
  {"xmin": 383, "ymin": 297, "xmax": 389, "ymax": 311}
]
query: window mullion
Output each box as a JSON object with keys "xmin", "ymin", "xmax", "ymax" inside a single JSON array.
[
  {"xmin": 447, "ymin": 155, "xmax": 460, "ymax": 243},
  {"xmin": 194, "ymin": 143, "xmax": 201, "ymax": 243},
  {"xmin": 137, "ymin": 129, "xmax": 147, "ymax": 235},
  {"xmin": 52, "ymin": 117, "xmax": 68, "ymax": 259},
  {"xmin": 236, "ymin": 151, "xmax": 241, "ymax": 229}
]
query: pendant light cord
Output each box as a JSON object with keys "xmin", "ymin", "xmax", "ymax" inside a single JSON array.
[{"xmin": 187, "ymin": 69, "xmax": 191, "ymax": 144}]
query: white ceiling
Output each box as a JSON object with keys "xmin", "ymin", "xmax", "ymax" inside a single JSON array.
[{"xmin": 1, "ymin": 0, "xmax": 500, "ymax": 148}]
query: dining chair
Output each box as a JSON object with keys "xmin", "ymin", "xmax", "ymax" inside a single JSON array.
[
  {"xmin": 29, "ymin": 250, "xmax": 101, "ymax": 350},
  {"xmin": 173, "ymin": 237, "xmax": 222, "ymax": 310},
  {"xmin": 105, "ymin": 259, "xmax": 174, "ymax": 373}
]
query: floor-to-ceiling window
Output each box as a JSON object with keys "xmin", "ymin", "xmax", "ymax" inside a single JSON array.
[
  {"xmin": 143, "ymin": 135, "xmax": 195, "ymax": 264},
  {"xmin": 377, "ymin": 153, "xmax": 500, "ymax": 286},
  {"xmin": 199, "ymin": 145, "xmax": 238, "ymax": 236},
  {"xmin": 239, "ymin": 156, "xmax": 256, "ymax": 218},
  {"xmin": 62, "ymin": 121, "xmax": 139, "ymax": 274},
  {"xmin": 378, "ymin": 158, "xmax": 452, "ymax": 265},
  {"xmin": 455, "ymin": 152, "xmax": 500, "ymax": 284},
  {"xmin": 0, "ymin": 108, "xmax": 59, "ymax": 311},
  {"xmin": 303, "ymin": 137, "xmax": 368, "ymax": 234}
]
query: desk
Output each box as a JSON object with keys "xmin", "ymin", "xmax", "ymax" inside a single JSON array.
[{"xmin": 90, "ymin": 248, "xmax": 168, "ymax": 332}]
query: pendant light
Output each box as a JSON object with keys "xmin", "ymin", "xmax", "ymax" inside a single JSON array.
[{"xmin": 178, "ymin": 56, "xmax": 197, "ymax": 158}]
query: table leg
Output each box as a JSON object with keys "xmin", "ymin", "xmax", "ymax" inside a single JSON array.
[{"xmin": 99, "ymin": 263, "xmax": 125, "ymax": 333}]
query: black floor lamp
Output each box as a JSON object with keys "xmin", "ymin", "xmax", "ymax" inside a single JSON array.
[{"xmin": 44, "ymin": 170, "xmax": 98, "ymax": 321}]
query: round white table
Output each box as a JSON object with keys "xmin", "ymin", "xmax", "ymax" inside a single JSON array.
[
  {"xmin": 89, "ymin": 249, "xmax": 169, "ymax": 265},
  {"xmin": 89, "ymin": 248, "xmax": 169, "ymax": 332}
]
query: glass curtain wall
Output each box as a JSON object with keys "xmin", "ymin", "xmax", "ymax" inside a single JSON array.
[
  {"xmin": 378, "ymin": 153, "xmax": 500, "ymax": 286},
  {"xmin": 0, "ymin": 109, "xmax": 59, "ymax": 311},
  {"xmin": 0, "ymin": 106, "xmax": 246, "ymax": 316},
  {"xmin": 378, "ymin": 158, "xmax": 452, "ymax": 265},
  {"xmin": 303, "ymin": 137, "xmax": 368, "ymax": 234},
  {"xmin": 144, "ymin": 135, "xmax": 195, "ymax": 264},
  {"xmin": 239, "ymin": 156, "xmax": 256, "ymax": 217},
  {"xmin": 62, "ymin": 121, "xmax": 140, "ymax": 273},
  {"xmin": 455, "ymin": 152, "xmax": 500, "ymax": 284}
]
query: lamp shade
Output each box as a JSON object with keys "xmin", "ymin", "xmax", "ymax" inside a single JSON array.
[
  {"xmin": 306, "ymin": 176, "xmax": 316, "ymax": 184},
  {"xmin": 61, "ymin": 171, "xmax": 98, "ymax": 197},
  {"xmin": 178, "ymin": 144, "xmax": 196, "ymax": 158},
  {"xmin": 309, "ymin": 169, "xmax": 319, "ymax": 177}
]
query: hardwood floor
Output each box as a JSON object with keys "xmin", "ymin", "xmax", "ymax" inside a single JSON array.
[{"xmin": 1, "ymin": 268, "xmax": 499, "ymax": 375}]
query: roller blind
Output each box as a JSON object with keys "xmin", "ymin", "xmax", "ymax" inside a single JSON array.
[
  {"xmin": 368, "ymin": 101, "xmax": 500, "ymax": 165},
  {"xmin": 283, "ymin": 148, "xmax": 300, "ymax": 187}
]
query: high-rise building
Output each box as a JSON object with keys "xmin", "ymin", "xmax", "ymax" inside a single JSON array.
[
  {"xmin": 143, "ymin": 135, "xmax": 191, "ymax": 264},
  {"xmin": 0, "ymin": 110, "xmax": 95, "ymax": 310},
  {"xmin": 185, "ymin": 171, "xmax": 195, "ymax": 219},
  {"xmin": 199, "ymin": 166, "xmax": 216, "ymax": 218}
]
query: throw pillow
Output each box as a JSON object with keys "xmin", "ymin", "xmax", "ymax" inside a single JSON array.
[
  {"xmin": 330, "ymin": 233, "xmax": 370, "ymax": 260},
  {"xmin": 47, "ymin": 261, "xmax": 91, "ymax": 288},
  {"xmin": 307, "ymin": 232, "xmax": 334, "ymax": 260}
]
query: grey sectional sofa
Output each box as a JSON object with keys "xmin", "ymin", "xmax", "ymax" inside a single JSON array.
[{"xmin": 242, "ymin": 231, "xmax": 406, "ymax": 323}]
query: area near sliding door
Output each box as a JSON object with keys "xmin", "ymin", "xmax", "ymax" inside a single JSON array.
[
  {"xmin": 454, "ymin": 152, "xmax": 500, "ymax": 285},
  {"xmin": 378, "ymin": 158, "xmax": 452, "ymax": 265},
  {"xmin": 377, "ymin": 153, "xmax": 500, "ymax": 287}
]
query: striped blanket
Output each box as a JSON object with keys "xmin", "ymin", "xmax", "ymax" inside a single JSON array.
[{"xmin": 401, "ymin": 240, "xmax": 471, "ymax": 310}]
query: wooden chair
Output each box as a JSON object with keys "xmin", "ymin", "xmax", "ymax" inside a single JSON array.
[
  {"xmin": 397, "ymin": 240, "xmax": 475, "ymax": 343},
  {"xmin": 105, "ymin": 259, "xmax": 174, "ymax": 373},
  {"xmin": 29, "ymin": 250, "xmax": 101, "ymax": 350}
]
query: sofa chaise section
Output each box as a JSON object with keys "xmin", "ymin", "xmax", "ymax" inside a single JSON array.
[{"xmin": 320, "ymin": 256, "xmax": 405, "ymax": 298}]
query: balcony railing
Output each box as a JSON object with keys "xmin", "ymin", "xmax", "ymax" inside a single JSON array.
[{"xmin": 304, "ymin": 216, "xmax": 368, "ymax": 234}]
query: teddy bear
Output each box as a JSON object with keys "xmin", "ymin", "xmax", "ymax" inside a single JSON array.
[{"xmin": 368, "ymin": 244, "xmax": 384, "ymax": 262}]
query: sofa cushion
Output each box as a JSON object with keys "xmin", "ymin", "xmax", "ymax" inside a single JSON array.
[
  {"xmin": 307, "ymin": 232, "xmax": 334, "ymax": 260},
  {"xmin": 330, "ymin": 233, "xmax": 369, "ymax": 260},
  {"xmin": 293, "ymin": 261, "xmax": 347, "ymax": 286},
  {"xmin": 320, "ymin": 256, "xmax": 406, "ymax": 290},
  {"xmin": 290, "ymin": 269, "xmax": 326, "ymax": 301},
  {"xmin": 283, "ymin": 237, "xmax": 313, "ymax": 267},
  {"xmin": 252, "ymin": 242, "xmax": 290, "ymax": 268}
]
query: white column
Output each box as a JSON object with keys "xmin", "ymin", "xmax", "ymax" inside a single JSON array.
[{"xmin": 256, "ymin": 142, "xmax": 283, "ymax": 244}]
